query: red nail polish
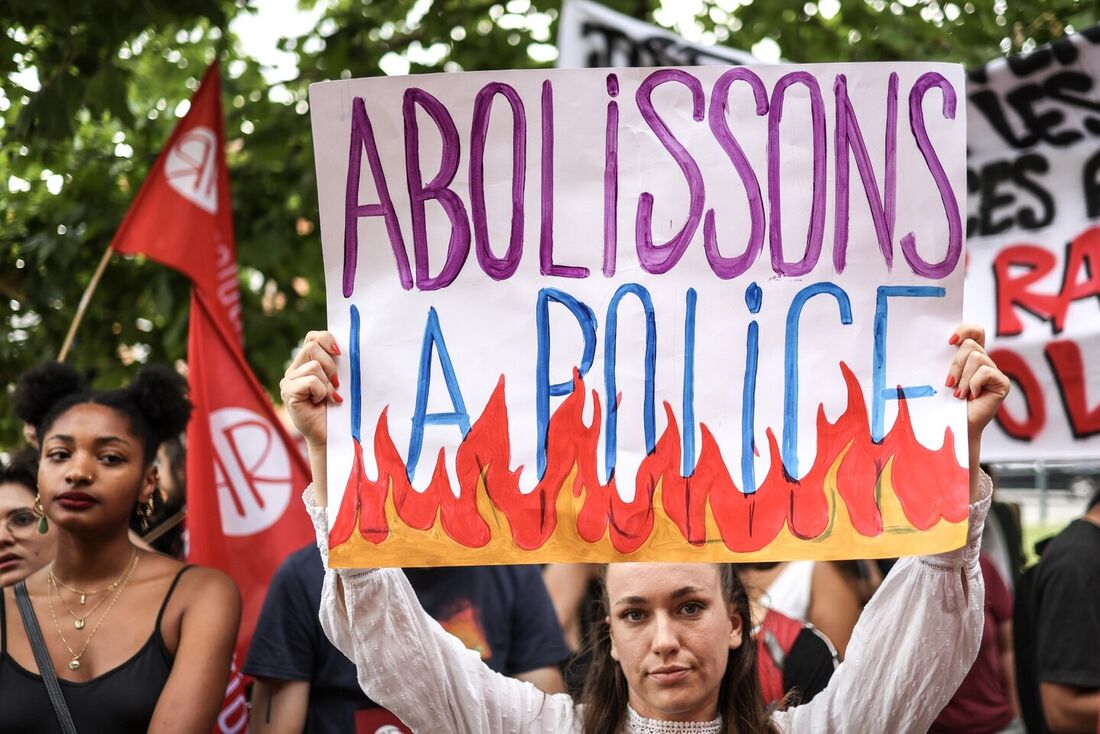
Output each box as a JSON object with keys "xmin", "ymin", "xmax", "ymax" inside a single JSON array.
[
  {"xmin": 331, "ymin": 373, "xmax": 340, "ymax": 389},
  {"xmin": 333, "ymin": 391, "xmax": 344, "ymax": 403},
  {"xmin": 948, "ymin": 334, "xmax": 960, "ymax": 345},
  {"xmin": 945, "ymin": 375, "xmax": 956, "ymax": 388},
  {"xmin": 330, "ymin": 343, "xmax": 342, "ymax": 356},
  {"xmin": 953, "ymin": 389, "xmax": 961, "ymax": 399}
]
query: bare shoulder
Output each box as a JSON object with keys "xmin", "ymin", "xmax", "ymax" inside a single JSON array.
[
  {"xmin": 176, "ymin": 565, "xmax": 241, "ymax": 609},
  {"xmin": 140, "ymin": 552, "xmax": 240, "ymax": 616}
]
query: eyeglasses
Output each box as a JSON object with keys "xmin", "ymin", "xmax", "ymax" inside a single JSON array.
[{"xmin": 2, "ymin": 509, "xmax": 38, "ymax": 538}]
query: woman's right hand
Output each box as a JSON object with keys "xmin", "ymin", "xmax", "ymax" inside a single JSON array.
[{"xmin": 280, "ymin": 330, "xmax": 342, "ymax": 449}]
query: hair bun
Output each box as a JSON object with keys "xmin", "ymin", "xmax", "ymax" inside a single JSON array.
[
  {"xmin": 13, "ymin": 362, "xmax": 87, "ymax": 429},
  {"xmin": 129, "ymin": 365, "xmax": 193, "ymax": 445}
]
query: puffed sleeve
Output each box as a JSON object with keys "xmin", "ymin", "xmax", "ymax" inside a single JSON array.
[
  {"xmin": 771, "ymin": 472, "xmax": 993, "ymax": 734},
  {"xmin": 301, "ymin": 486, "xmax": 581, "ymax": 734}
]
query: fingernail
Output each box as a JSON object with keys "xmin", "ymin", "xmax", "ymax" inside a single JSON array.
[
  {"xmin": 331, "ymin": 373, "xmax": 340, "ymax": 389},
  {"xmin": 953, "ymin": 389, "xmax": 961, "ymax": 399},
  {"xmin": 948, "ymin": 334, "xmax": 960, "ymax": 345},
  {"xmin": 945, "ymin": 375, "xmax": 956, "ymax": 388},
  {"xmin": 330, "ymin": 343, "xmax": 342, "ymax": 356},
  {"xmin": 333, "ymin": 391, "xmax": 344, "ymax": 403}
]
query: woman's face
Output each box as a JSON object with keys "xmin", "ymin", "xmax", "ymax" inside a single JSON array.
[
  {"xmin": 605, "ymin": 563, "xmax": 742, "ymax": 722},
  {"xmin": 0, "ymin": 482, "xmax": 56, "ymax": 587},
  {"xmin": 37, "ymin": 404, "xmax": 155, "ymax": 534}
]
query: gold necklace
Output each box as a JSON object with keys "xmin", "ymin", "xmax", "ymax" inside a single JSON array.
[
  {"xmin": 49, "ymin": 550, "xmax": 137, "ymax": 606},
  {"xmin": 47, "ymin": 552, "xmax": 140, "ymax": 671},
  {"xmin": 48, "ymin": 551, "xmax": 138, "ymax": 630},
  {"xmin": 50, "ymin": 576, "xmax": 110, "ymax": 630}
]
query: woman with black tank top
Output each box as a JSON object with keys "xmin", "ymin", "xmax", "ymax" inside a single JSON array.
[{"xmin": 0, "ymin": 363, "xmax": 241, "ymax": 733}]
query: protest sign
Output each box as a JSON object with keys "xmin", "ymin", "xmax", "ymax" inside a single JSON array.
[
  {"xmin": 557, "ymin": 0, "xmax": 758, "ymax": 68},
  {"xmin": 965, "ymin": 29, "xmax": 1100, "ymax": 461},
  {"xmin": 309, "ymin": 63, "xmax": 968, "ymax": 567}
]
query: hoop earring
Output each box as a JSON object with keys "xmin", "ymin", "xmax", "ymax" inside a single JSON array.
[
  {"xmin": 33, "ymin": 494, "xmax": 49, "ymax": 534},
  {"xmin": 138, "ymin": 494, "xmax": 156, "ymax": 531}
]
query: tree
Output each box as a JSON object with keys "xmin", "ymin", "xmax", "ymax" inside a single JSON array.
[{"xmin": 1, "ymin": 0, "xmax": 1094, "ymax": 448}]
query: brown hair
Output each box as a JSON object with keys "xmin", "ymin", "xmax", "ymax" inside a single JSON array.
[{"xmin": 579, "ymin": 564, "xmax": 778, "ymax": 734}]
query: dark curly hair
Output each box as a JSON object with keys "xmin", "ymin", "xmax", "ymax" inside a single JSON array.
[{"xmin": 13, "ymin": 362, "xmax": 192, "ymax": 466}]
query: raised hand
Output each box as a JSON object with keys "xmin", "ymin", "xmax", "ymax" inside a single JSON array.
[
  {"xmin": 280, "ymin": 331, "xmax": 342, "ymax": 504},
  {"xmin": 945, "ymin": 323, "xmax": 1010, "ymax": 500}
]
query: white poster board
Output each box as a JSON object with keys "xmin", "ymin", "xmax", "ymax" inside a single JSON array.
[{"xmin": 310, "ymin": 64, "xmax": 969, "ymax": 567}]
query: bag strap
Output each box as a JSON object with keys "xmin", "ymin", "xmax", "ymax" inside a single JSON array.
[{"xmin": 14, "ymin": 581, "xmax": 78, "ymax": 734}]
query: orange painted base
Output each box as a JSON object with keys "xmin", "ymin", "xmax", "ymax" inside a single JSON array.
[{"xmin": 327, "ymin": 458, "xmax": 968, "ymax": 568}]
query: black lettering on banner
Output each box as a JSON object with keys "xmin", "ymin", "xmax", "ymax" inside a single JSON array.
[
  {"xmin": 1083, "ymin": 148, "xmax": 1100, "ymax": 218},
  {"xmin": 967, "ymin": 153, "xmax": 1055, "ymax": 238},
  {"xmin": 1005, "ymin": 37, "xmax": 1080, "ymax": 77},
  {"xmin": 579, "ymin": 21, "xmax": 745, "ymax": 69},
  {"xmin": 969, "ymin": 71, "xmax": 1100, "ymax": 149}
]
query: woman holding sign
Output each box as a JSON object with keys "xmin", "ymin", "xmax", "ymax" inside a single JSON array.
[{"xmin": 281, "ymin": 324, "xmax": 1009, "ymax": 733}]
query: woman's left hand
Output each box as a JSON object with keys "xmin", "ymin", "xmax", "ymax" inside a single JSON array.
[{"xmin": 945, "ymin": 324, "xmax": 1011, "ymax": 443}]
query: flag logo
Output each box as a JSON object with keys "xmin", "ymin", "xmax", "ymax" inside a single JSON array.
[
  {"xmin": 165, "ymin": 126, "xmax": 219, "ymax": 214},
  {"xmin": 210, "ymin": 407, "xmax": 293, "ymax": 536}
]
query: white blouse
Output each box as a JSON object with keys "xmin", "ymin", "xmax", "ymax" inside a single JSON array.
[{"xmin": 306, "ymin": 473, "xmax": 991, "ymax": 734}]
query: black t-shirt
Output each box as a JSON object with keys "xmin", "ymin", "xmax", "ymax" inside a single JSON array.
[
  {"xmin": 782, "ymin": 627, "xmax": 836, "ymax": 706},
  {"xmin": 243, "ymin": 545, "xmax": 570, "ymax": 734},
  {"xmin": 1014, "ymin": 519, "xmax": 1100, "ymax": 734}
]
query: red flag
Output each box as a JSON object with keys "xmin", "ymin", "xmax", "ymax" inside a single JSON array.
[
  {"xmin": 187, "ymin": 290, "xmax": 314, "ymax": 732},
  {"xmin": 110, "ymin": 62, "xmax": 313, "ymax": 731},
  {"xmin": 111, "ymin": 62, "xmax": 241, "ymax": 337}
]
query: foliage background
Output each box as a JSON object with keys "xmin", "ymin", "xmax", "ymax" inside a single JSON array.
[{"xmin": 2, "ymin": 0, "xmax": 1096, "ymax": 449}]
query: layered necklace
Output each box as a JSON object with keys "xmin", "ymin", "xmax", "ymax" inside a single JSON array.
[{"xmin": 47, "ymin": 549, "xmax": 140, "ymax": 671}]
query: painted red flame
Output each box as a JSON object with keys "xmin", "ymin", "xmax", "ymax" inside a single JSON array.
[{"xmin": 330, "ymin": 361, "xmax": 967, "ymax": 555}]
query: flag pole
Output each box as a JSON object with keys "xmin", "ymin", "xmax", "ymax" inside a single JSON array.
[{"xmin": 57, "ymin": 243, "xmax": 114, "ymax": 362}]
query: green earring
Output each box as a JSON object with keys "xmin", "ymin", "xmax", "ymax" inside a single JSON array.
[{"xmin": 33, "ymin": 495, "xmax": 48, "ymax": 534}]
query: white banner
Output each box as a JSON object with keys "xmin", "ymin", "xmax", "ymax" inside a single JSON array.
[
  {"xmin": 558, "ymin": 0, "xmax": 758, "ymax": 68},
  {"xmin": 965, "ymin": 29, "xmax": 1100, "ymax": 461}
]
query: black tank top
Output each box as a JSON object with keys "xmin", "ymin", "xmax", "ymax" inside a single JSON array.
[{"xmin": 0, "ymin": 566, "xmax": 194, "ymax": 734}]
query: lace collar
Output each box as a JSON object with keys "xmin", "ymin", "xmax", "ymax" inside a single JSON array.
[{"xmin": 625, "ymin": 705, "xmax": 723, "ymax": 734}]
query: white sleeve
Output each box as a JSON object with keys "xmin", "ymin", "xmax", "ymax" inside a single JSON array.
[
  {"xmin": 301, "ymin": 487, "xmax": 580, "ymax": 734},
  {"xmin": 771, "ymin": 472, "xmax": 993, "ymax": 734}
]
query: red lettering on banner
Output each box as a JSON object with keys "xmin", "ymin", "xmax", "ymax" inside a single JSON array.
[
  {"xmin": 216, "ymin": 655, "xmax": 248, "ymax": 734},
  {"xmin": 993, "ymin": 244, "xmax": 1060, "ymax": 336},
  {"xmin": 1044, "ymin": 340, "xmax": 1100, "ymax": 438},
  {"xmin": 1058, "ymin": 229, "xmax": 1100, "ymax": 325},
  {"xmin": 993, "ymin": 227, "xmax": 1100, "ymax": 336},
  {"xmin": 989, "ymin": 347, "xmax": 1046, "ymax": 441}
]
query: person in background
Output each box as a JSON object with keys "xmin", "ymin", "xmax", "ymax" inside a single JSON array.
[
  {"xmin": 143, "ymin": 436, "xmax": 187, "ymax": 559},
  {"xmin": 246, "ymin": 543, "xmax": 570, "ymax": 733},
  {"xmin": 735, "ymin": 560, "xmax": 863, "ymax": 659},
  {"xmin": 932, "ymin": 554, "xmax": 1020, "ymax": 733},
  {"xmin": 544, "ymin": 562, "xmax": 602, "ymax": 696},
  {"xmin": 1014, "ymin": 489, "xmax": 1100, "ymax": 734},
  {"xmin": 736, "ymin": 567, "xmax": 836, "ymax": 709},
  {"xmin": 0, "ymin": 449, "xmax": 57, "ymax": 588},
  {"xmin": 1, "ymin": 362, "xmax": 241, "ymax": 733},
  {"xmin": 980, "ymin": 464, "xmax": 1025, "ymax": 592}
]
